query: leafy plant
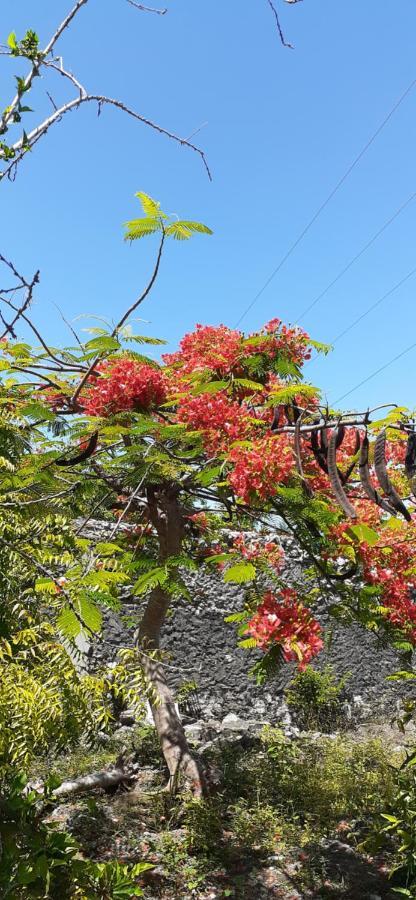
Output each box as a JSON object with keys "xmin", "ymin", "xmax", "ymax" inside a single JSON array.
[
  {"xmin": 228, "ymin": 798, "xmax": 282, "ymax": 853},
  {"xmin": 0, "ymin": 774, "xmax": 152, "ymax": 897},
  {"xmin": 285, "ymin": 665, "xmax": 350, "ymax": 732}
]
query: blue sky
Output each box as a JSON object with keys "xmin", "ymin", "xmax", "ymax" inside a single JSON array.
[{"xmin": 1, "ymin": 0, "xmax": 416, "ymax": 412}]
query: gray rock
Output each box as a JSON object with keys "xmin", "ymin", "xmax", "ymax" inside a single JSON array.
[
  {"xmin": 221, "ymin": 713, "xmax": 248, "ymax": 731},
  {"xmin": 119, "ymin": 709, "xmax": 136, "ymax": 726}
]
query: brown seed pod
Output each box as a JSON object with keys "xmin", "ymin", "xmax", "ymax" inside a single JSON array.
[
  {"xmin": 327, "ymin": 426, "xmax": 357, "ymax": 519},
  {"xmin": 359, "ymin": 433, "xmax": 397, "ymax": 516},
  {"xmin": 405, "ymin": 432, "xmax": 416, "ymax": 497},
  {"xmin": 55, "ymin": 431, "xmax": 99, "ymax": 467},
  {"xmin": 270, "ymin": 406, "xmax": 283, "ymax": 432},
  {"xmin": 311, "ymin": 426, "xmax": 328, "ymax": 473},
  {"xmin": 374, "ymin": 429, "xmax": 411, "ymax": 521}
]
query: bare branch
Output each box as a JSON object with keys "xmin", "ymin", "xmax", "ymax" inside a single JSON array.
[
  {"xmin": 1, "ymin": 94, "xmax": 211, "ymax": 182},
  {"xmin": 126, "ymin": 0, "xmax": 168, "ymax": 13},
  {"xmin": 0, "ymin": 255, "xmax": 40, "ymax": 339},
  {"xmin": 266, "ymin": 0, "xmax": 294, "ymax": 49}
]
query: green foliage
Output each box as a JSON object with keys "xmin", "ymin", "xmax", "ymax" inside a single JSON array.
[
  {"xmin": 228, "ymin": 799, "xmax": 282, "ymax": 853},
  {"xmin": 0, "ymin": 775, "xmax": 152, "ymax": 898},
  {"xmin": 133, "ymin": 723, "xmax": 166, "ymax": 769},
  {"xmin": 285, "ymin": 665, "xmax": 349, "ymax": 732},
  {"xmin": 0, "ymin": 617, "xmax": 148, "ymax": 773},
  {"xmin": 124, "ymin": 192, "xmax": 212, "ymax": 242},
  {"xmin": 203, "ymin": 727, "xmax": 396, "ymax": 838},
  {"xmin": 183, "ymin": 797, "xmax": 223, "ymax": 852},
  {"xmin": 223, "ymin": 561, "xmax": 256, "ymax": 583},
  {"xmin": 376, "ymin": 755, "xmax": 416, "ymax": 895}
]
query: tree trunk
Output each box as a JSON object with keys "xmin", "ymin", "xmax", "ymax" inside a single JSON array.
[{"xmin": 136, "ymin": 486, "xmax": 205, "ymax": 796}]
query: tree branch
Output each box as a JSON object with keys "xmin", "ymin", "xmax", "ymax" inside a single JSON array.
[
  {"xmin": 126, "ymin": 0, "xmax": 168, "ymax": 13},
  {"xmin": 266, "ymin": 0, "xmax": 294, "ymax": 49},
  {"xmin": 1, "ymin": 93, "xmax": 211, "ymax": 181},
  {"xmin": 71, "ymin": 232, "xmax": 165, "ymax": 404},
  {"xmin": 0, "ymin": 0, "xmax": 90, "ymax": 136}
]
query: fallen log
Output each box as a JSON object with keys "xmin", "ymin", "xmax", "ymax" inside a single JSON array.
[{"xmin": 52, "ymin": 765, "xmax": 138, "ymax": 799}]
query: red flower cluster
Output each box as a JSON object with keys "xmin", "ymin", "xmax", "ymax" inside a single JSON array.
[
  {"xmin": 187, "ymin": 511, "xmax": 209, "ymax": 531},
  {"xmin": 228, "ymin": 434, "xmax": 294, "ymax": 502},
  {"xmin": 328, "ymin": 501, "xmax": 416, "ymax": 642},
  {"xmin": 176, "ymin": 391, "xmax": 251, "ymax": 454},
  {"xmin": 249, "ymin": 319, "xmax": 312, "ymax": 367},
  {"xmin": 358, "ymin": 523, "xmax": 416, "ymax": 641},
  {"xmin": 81, "ymin": 358, "xmax": 167, "ymax": 417},
  {"xmin": 163, "ymin": 324, "xmax": 243, "ymax": 376},
  {"xmin": 232, "ymin": 534, "xmax": 284, "ymax": 571},
  {"xmin": 247, "ymin": 588, "xmax": 323, "ymax": 668},
  {"xmin": 163, "ymin": 319, "xmax": 312, "ymax": 385}
]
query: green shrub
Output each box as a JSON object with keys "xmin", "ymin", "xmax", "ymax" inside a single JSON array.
[
  {"xmin": 285, "ymin": 665, "xmax": 349, "ymax": 732},
  {"xmin": 261, "ymin": 726, "xmax": 396, "ymax": 828},
  {"xmin": 228, "ymin": 799, "xmax": 282, "ymax": 853},
  {"xmin": 0, "ymin": 774, "xmax": 152, "ymax": 898},
  {"xmin": 183, "ymin": 797, "xmax": 223, "ymax": 852},
  {"xmin": 133, "ymin": 723, "xmax": 164, "ymax": 769},
  {"xmin": 375, "ymin": 751, "xmax": 416, "ymax": 896}
]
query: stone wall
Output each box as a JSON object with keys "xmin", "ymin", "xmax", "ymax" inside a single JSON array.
[{"xmin": 85, "ymin": 527, "xmax": 416, "ymax": 722}]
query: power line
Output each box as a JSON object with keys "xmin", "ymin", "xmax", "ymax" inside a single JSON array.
[
  {"xmin": 329, "ymin": 265, "xmax": 416, "ymax": 345},
  {"xmin": 294, "ymin": 190, "xmax": 416, "ymax": 325},
  {"xmin": 305, "ymin": 265, "xmax": 416, "ymax": 368},
  {"xmin": 234, "ymin": 76, "xmax": 416, "ymax": 327},
  {"xmin": 333, "ymin": 340, "xmax": 416, "ymax": 407}
]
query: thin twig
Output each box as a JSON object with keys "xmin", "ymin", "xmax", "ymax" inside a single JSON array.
[
  {"xmin": 71, "ymin": 232, "xmax": 165, "ymax": 404},
  {"xmin": 126, "ymin": 0, "xmax": 168, "ymax": 13},
  {"xmin": 0, "ymin": 0, "xmax": 89, "ymax": 135},
  {"xmin": 266, "ymin": 0, "xmax": 294, "ymax": 49}
]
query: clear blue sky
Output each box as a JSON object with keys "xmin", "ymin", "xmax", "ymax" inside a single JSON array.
[{"xmin": 1, "ymin": 0, "xmax": 416, "ymax": 412}]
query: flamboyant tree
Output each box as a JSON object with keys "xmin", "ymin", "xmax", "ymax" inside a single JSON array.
[{"xmin": 1, "ymin": 191, "xmax": 416, "ymax": 794}]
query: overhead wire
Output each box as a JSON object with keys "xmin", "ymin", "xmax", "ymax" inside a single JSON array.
[
  {"xmin": 294, "ymin": 190, "xmax": 416, "ymax": 325},
  {"xmin": 234, "ymin": 76, "xmax": 416, "ymax": 328},
  {"xmin": 304, "ymin": 265, "xmax": 416, "ymax": 370},
  {"xmin": 333, "ymin": 340, "xmax": 416, "ymax": 407}
]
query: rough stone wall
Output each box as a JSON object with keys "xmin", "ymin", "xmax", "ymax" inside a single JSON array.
[{"xmin": 86, "ymin": 528, "xmax": 416, "ymax": 722}]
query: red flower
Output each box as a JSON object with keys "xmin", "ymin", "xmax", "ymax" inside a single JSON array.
[
  {"xmin": 247, "ymin": 588, "xmax": 323, "ymax": 668},
  {"xmin": 228, "ymin": 434, "xmax": 294, "ymax": 502},
  {"xmin": 82, "ymin": 358, "xmax": 167, "ymax": 417}
]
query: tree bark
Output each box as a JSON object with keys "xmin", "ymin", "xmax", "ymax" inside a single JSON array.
[{"xmin": 136, "ymin": 486, "xmax": 205, "ymax": 796}]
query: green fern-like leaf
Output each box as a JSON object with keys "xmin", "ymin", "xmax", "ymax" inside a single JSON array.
[
  {"xmin": 165, "ymin": 220, "xmax": 213, "ymax": 241},
  {"xmin": 238, "ymin": 636, "xmax": 258, "ymax": 649},
  {"xmin": 78, "ymin": 596, "xmax": 103, "ymax": 633},
  {"xmin": 135, "ymin": 191, "xmax": 167, "ymax": 218},
  {"xmin": 223, "ymin": 562, "xmax": 256, "ymax": 584},
  {"xmin": 133, "ymin": 566, "xmax": 168, "ymax": 595},
  {"xmin": 57, "ymin": 606, "xmax": 81, "ymax": 640},
  {"xmin": 124, "ymin": 217, "xmax": 162, "ymax": 241}
]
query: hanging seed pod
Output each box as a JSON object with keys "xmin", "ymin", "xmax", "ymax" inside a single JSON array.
[
  {"xmin": 294, "ymin": 415, "xmax": 313, "ymax": 497},
  {"xmin": 321, "ymin": 424, "xmax": 349, "ymax": 482},
  {"xmin": 359, "ymin": 433, "xmax": 397, "ymax": 515},
  {"xmin": 405, "ymin": 432, "xmax": 416, "ymax": 497},
  {"xmin": 327, "ymin": 426, "xmax": 357, "ymax": 518},
  {"xmin": 56, "ymin": 431, "xmax": 99, "ymax": 467},
  {"xmin": 374, "ymin": 429, "xmax": 411, "ymax": 521},
  {"xmin": 271, "ymin": 406, "xmax": 283, "ymax": 432},
  {"xmin": 335, "ymin": 424, "xmax": 346, "ymax": 450},
  {"xmin": 311, "ymin": 426, "xmax": 328, "ymax": 473}
]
